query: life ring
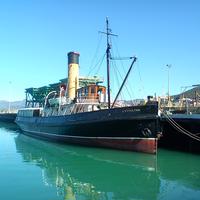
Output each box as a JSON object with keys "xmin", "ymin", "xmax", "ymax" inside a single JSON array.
[{"xmin": 142, "ymin": 128, "xmax": 152, "ymax": 137}]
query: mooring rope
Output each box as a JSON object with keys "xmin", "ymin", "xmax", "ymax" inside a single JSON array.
[{"xmin": 161, "ymin": 111, "xmax": 200, "ymax": 142}]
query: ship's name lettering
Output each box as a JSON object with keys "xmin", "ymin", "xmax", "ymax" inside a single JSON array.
[{"xmin": 123, "ymin": 108, "xmax": 141, "ymax": 112}]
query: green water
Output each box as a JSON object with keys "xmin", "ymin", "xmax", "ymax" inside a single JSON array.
[{"xmin": 0, "ymin": 122, "xmax": 200, "ymax": 200}]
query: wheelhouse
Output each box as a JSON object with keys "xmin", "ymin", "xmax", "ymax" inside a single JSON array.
[{"xmin": 77, "ymin": 85, "xmax": 106, "ymax": 102}]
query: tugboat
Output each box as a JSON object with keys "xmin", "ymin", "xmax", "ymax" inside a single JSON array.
[{"xmin": 15, "ymin": 19, "xmax": 162, "ymax": 154}]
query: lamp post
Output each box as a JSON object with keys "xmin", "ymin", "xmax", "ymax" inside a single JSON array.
[
  {"xmin": 8, "ymin": 81, "xmax": 11, "ymax": 113},
  {"xmin": 166, "ymin": 64, "xmax": 171, "ymax": 106}
]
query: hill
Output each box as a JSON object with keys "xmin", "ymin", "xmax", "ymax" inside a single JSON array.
[
  {"xmin": 0, "ymin": 100, "xmax": 25, "ymax": 112},
  {"xmin": 172, "ymin": 86, "xmax": 200, "ymax": 101}
]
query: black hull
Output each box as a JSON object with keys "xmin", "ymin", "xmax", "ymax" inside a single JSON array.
[
  {"xmin": 16, "ymin": 104, "xmax": 161, "ymax": 154},
  {"xmin": 160, "ymin": 114, "xmax": 200, "ymax": 153}
]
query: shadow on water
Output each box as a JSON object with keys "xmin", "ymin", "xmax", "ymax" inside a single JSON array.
[{"xmin": 14, "ymin": 134, "xmax": 159, "ymax": 200}]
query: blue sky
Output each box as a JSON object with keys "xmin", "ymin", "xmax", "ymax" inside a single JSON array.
[{"xmin": 0, "ymin": 0, "xmax": 200, "ymax": 101}]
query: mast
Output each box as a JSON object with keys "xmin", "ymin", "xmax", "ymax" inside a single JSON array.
[
  {"xmin": 106, "ymin": 18, "xmax": 111, "ymax": 109},
  {"xmin": 100, "ymin": 18, "xmax": 117, "ymax": 109},
  {"xmin": 100, "ymin": 18, "xmax": 136, "ymax": 109}
]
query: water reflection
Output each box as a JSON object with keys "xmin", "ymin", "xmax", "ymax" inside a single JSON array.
[
  {"xmin": 159, "ymin": 150, "xmax": 200, "ymax": 187},
  {"xmin": 0, "ymin": 121, "xmax": 199, "ymax": 200},
  {"xmin": 0, "ymin": 122, "xmax": 20, "ymax": 132},
  {"xmin": 15, "ymin": 134, "xmax": 159, "ymax": 200}
]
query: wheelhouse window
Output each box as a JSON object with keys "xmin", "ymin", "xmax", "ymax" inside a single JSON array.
[
  {"xmin": 17, "ymin": 109, "xmax": 41, "ymax": 117},
  {"xmin": 76, "ymin": 85, "xmax": 106, "ymax": 101},
  {"xmin": 90, "ymin": 86, "xmax": 95, "ymax": 94}
]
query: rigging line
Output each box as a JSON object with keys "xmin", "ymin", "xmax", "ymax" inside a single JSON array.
[
  {"xmin": 111, "ymin": 60, "xmax": 127, "ymax": 103},
  {"xmin": 111, "ymin": 59, "xmax": 122, "ymax": 89},
  {"xmin": 118, "ymin": 72, "xmax": 135, "ymax": 102},
  {"xmin": 118, "ymin": 67, "xmax": 133, "ymax": 100},
  {"xmin": 113, "ymin": 59, "xmax": 135, "ymax": 100},
  {"xmin": 87, "ymin": 21, "xmax": 108, "ymax": 76},
  {"xmin": 111, "ymin": 38, "xmax": 136, "ymax": 100},
  {"xmin": 122, "ymin": 63, "xmax": 135, "ymax": 99},
  {"xmin": 112, "ymin": 73, "xmax": 125, "ymax": 103},
  {"xmin": 136, "ymin": 60, "xmax": 145, "ymax": 97},
  {"xmin": 124, "ymin": 83, "xmax": 134, "ymax": 100},
  {"xmin": 110, "ymin": 37, "xmax": 136, "ymax": 101},
  {"xmin": 162, "ymin": 111, "xmax": 200, "ymax": 141},
  {"xmin": 163, "ymin": 112, "xmax": 200, "ymax": 138},
  {"xmin": 94, "ymin": 52, "xmax": 106, "ymax": 75},
  {"xmin": 167, "ymin": 117, "xmax": 200, "ymax": 142},
  {"xmin": 111, "ymin": 37, "xmax": 127, "ymax": 74},
  {"xmin": 87, "ymin": 52, "xmax": 103, "ymax": 76},
  {"xmin": 112, "ymin": 56, "xmax": 134, "ymax": 100},
  {"xmin": 163, "ymin": 114, "xmax": 200, "ymax": 142},
  {"xmin": 110, "ymin": 60, "xmax": 121, "ymax": 97},
  {"xmin": 115, "ymin": 77, "xmax": 126, "ymax": 104},
  {"xmin": 110, "ymin": 70, "xmax": 115, "ymax": 101},
  {"xmin": 88, "ymin": 52, "xmax": 106, "ymax": 76},
  {"xmin": 111, "ymin": 37, "xmax": 136, "ymax": 99},
  {"xmin": 124, "ymin": 67, "xmax": 136, "ymax": 100},
  {"xmin": 110, "ymin": 47, "xmax": 124, "ymax": 80},
  {"xmin": 87, "ymin": 34, "xmax": 103, "ymax": 76},
  {"xmin": 111, "ymin": 56, "xmax": 135, "ymax": 103}
]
